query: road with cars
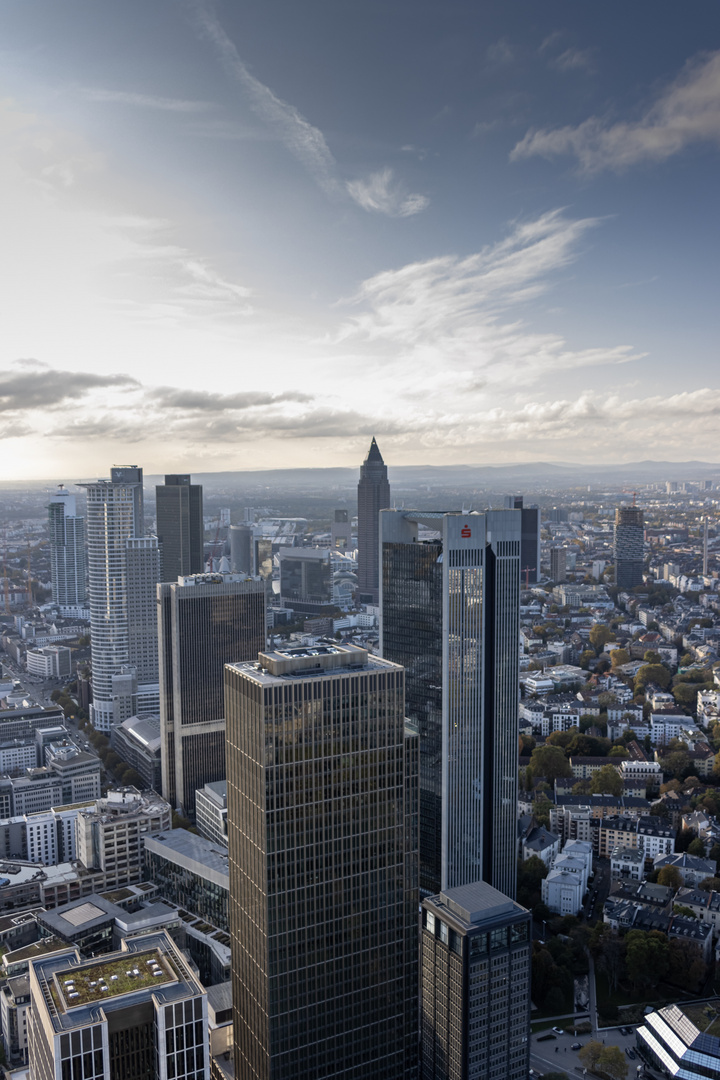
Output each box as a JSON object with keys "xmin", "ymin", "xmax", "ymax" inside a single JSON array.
[{"xmin": 530, "ymin": 1023, "xmax": 648, "ymax": 1078}]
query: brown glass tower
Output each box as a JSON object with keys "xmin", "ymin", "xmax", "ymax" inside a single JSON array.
[
  {"xmin": 225, "ymin": 643, "xmax": 418, "ymax": 1080},
  {"xmin": 156, "ymin": 474, "xmax": 204, "ymax": 582},
  {"xmin": 158, "ymin": 572, "xmax": 265, "ymax": 819},
  {"xmin": 357, "ymin": 437, "xmax": 390, "ymax": 604}
]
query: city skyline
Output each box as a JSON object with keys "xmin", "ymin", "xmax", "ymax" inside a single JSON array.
[{"xmin": 1, "ymin": 1, "xmax": 719, "ymax": 477}]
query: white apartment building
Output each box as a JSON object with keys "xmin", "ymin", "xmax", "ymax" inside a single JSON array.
[
  {"xmin": 542, "ymin": 869, "xmax": 584, "ymax": 916},
  {"xmin": 26, "ymin": 646, "xmax": 72, "ymax": 680},
  {"xmin": 0, "ymin": 743, "xmax": 37, "ymax": 776},
  {"xmin": 619, "ymin": 759, "xmax": 662, "ymax": 786}
]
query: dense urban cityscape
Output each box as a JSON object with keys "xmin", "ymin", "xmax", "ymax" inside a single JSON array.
[{"xmin": 0, "ymin": 453, "xmax": 720, "ymax": 1080}]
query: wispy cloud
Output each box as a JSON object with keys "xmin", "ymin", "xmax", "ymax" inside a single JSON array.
[
  {"xmin": 551, "ymin": 48, "xmax": 594, "ymax": 73},
  {"xmin": 187, "ymin": 0, "xmax": 428, "ymax": 215},
  {"xmin": 511, "ymin": 50, "xmax": 720, "ymax": 171},
  {"xmin": 187, "ymin": 0, "xmax": 341, "ymax": 197},
  {"xmin": 346, "ymin": 168, "xmax": 429, "ymax": 217},
  {"xmin": 151, "ymin": 387, "xmax": 311, "ymax": 411},
  {"xmin": 78, "ymin": 88, "xmax": 212, "ymax": 112},
  {"xmin": 485, "ymin": 39, "xmax": 514, "ymax": 67}
]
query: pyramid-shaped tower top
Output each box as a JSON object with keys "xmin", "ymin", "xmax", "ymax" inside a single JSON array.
[{"xmin": 364, "ymin": 437, "xmax": 384, "ymax": 465}]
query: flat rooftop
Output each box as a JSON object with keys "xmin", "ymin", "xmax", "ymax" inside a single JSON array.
[
  {"xmin": 229, "ymin": 643, "xmax": 401, "ymax": 684},
  {"xmin": 54, "ymin": 949, "xmax": 174, "ymax": 1009}
]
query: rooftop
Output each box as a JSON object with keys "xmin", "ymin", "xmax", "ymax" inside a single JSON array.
[
  {"xmin": 53, "ymin": 949, "xmax": 174, "ymax": 1008},
  {"xmin": 144, "ymin": 830, "xmax": 230, "ymax": 890},
  {"xmin": 428, "ymin": 880, "xmax": 527, "ymax": 928}
]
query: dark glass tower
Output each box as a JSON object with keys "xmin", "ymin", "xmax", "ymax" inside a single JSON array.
[
  {"xmin": 357, "ymin": 437, "xmax": 390, "ymax": 604},
  {"xmin": 504, "ymin": 496, "xmax": 540, "ymax": 584},
  {"xmin": 381, "ymin": 510, "xmax": 521, "ymax": 898},
  {"xmin": 156, "ymin": 474, "xmax": 204, "ymax": 582},
  {"xmin": 225, "ymin": 643, "xmax": 418, "ymax": 1080},
  {"xmin": 158, "ymin": 572, "xmax": 265, "ymax": 819},
  {"xmin": 614, "ymin": 506, "xmax": 644, "ymax": 589}
]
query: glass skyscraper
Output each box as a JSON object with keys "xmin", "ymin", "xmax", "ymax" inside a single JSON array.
[
  {"xmin": 47, "ymin": 486, "xmax": 86, "ymax": 613},
  {"xmin": 614, "ymin": 506, "xmax": 645, "ymax": 589},
  {"xmin": 156, "ymin": 474, "xmax": 204, "ymax": 582},
  {"xmin": 380, "ymin": 509, "xmax": 521, "ymax": 898},
  {"xmin": 357, "ymin": 437, "xmax": 390, "ymax": 604},
  {"xmin": 158, "ymin": 572, "xmax": 265, "ymax": 819},
  {"xmin": 225, "ymin": 643, "xmax": 418, "ymax": 1080}
]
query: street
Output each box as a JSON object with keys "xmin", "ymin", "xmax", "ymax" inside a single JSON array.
[{"xmin": 530, "ymin": 1024, "xmax": 645, "ymax": 1078}]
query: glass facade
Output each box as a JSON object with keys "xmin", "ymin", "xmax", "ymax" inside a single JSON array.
[
  {"xmin": 614, "ymin": 507, "xmax": 644, "ymax": 589},
  {"xmin": 357, "ymin": 438, "xmax": 390, "ymax": 604},
  {"xmin": 225, "ymin": 648, "xmax": 418, "ymax": 1080},
  {"xmin": 381, "ymin": 511, "xmax": 520, "ymax": 898},
  {"xmin": 156, "ymin": 475, "xmax": 204, "ymax": 582},
  {"xmin": 158, "ymin": 575, "xmax": 265, "ymax": 818}
]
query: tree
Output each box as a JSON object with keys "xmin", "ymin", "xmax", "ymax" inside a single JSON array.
[
  {"xmin": 589, "ymin": 764, "xmax": 623, "ymax": 797},
  {"xmin": 698, "ymin": 876, "xmax": 720, "ymax": 891},
  {"xmin": 572, "ymin": 779, "xmax": 591, "ymax": 795},
  {"xmin": 624, "ymin": 929, "xmax": 670, "ymax": 989},
  {"xmin": 528, "ymin": 745, "xmax": 572, "ymax": 784},
  {"xmin": 708, "ymin": 842, "xmax": 720, "ymax": 869},
  {"xmin": 644, "ymin": 650, "xmax": 662, "ymax": 665},
  {"xmin": 610, "ymin": 648, "xmax": 631, "ymax": 668},
  {"xmin": 589, "ymin": 624, "xmax": 616, "ymax": 653},
  {"xmin": 517, "ymin": 855, "xmax": 549, "ymax": 909},
  {"xmin": 609, "ymin": 745, "xmax": 629, "ymax": 758},
  {"xmin": 657, "ymin": 865, "xmax": 683, "ymax": 890},
  {"xmin": 579, "ymin": 649, "xmax": 595, "ymax": 669},
  {"xmin": 596, "ymin": 1045, "xmax": 628, "ymax": 1080},
  {"xmin": 660, "ymin": 748, "xmax": 691, "ymax": 780},
  {"xmin": 635, "ymin": 663, "xmax": 671, "ymax": 693},
  {"xmin": 578, "ymin": 1041, "xmax": 603, "ymax": 1071},
  {"xmin": 676, "ymin": 828, "xmax": 698, "ymax": 853},
  {"xmin": 687, "ymin": 837, "xmax": 707, "ymax": 857}
]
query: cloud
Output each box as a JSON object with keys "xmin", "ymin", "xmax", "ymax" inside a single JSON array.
[
  {"xmin": 551, "ymin": 48, "xmax": 593, "ymax": 73},
  {"xmin": 0, "ymin": 365, "xmax": 138, "ymax": 413},
  {"xmin": 151, "ymin": 387, "xmax": 312, "ymax": 411},
  {"xmin": 511, "ymin": 50, "xmax": 720, "ymax": 171},
  {"xmin": 77, "ymin": 88, "xmax": 212, "ymax": 113},
  {"xmin": 346, "ymin": 168, "xmax": 429, "ymax": 217},
  {"xmin": 485, "ymin": 39, "xmax": 514, "ymax": 67},
  {"xmin": 187, "ymin": 0, "xmax": 341, "ymax": 197},
  {"xmin": 187, "ymin": 0, "xmax": 424, "ymax": 216}
]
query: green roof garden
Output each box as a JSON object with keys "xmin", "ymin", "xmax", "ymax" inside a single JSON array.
[{"xmin": 55, "ymin": 950, "xmax": 176, "ymax": 1008}]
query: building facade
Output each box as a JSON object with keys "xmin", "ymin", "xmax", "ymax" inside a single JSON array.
[
  {"xmin": 421, "ymin": 881, "xmax": 531, "ymax": 1080},
  {"xmin": 357, "ymin": 437, "xmax": 390, "ymax": 604},
  {"xmin": 614, "ymin": 506, "xmax": 644, "ymax": 589},
  {"xmin": 28, "ymin": 930, "xmax": 209, "ymax": 1080},
  {"xmin": 225, "ymin": 643, "xmax": 418, "ymax": 1080},
  {"xmin": 47, "ymin": 486, "xmax": 86, "ymax": 614},
  {"xmin": 381, "ymin": 509, "xmax": 521, "ymax": 897},
  {"xmin": 80, "ymin": 467, "xmax": 160, "ymax": 732},
  {"xmin": 156, "ymin": 474, "xmax": 204, "ymax": 582},
  {"xmin": 75, "ymin": 788, "xmax": 171, "ymax": 890},
  {"xmin": 158, "ymin": 572, "xmax": 265, "ymax": 819}
]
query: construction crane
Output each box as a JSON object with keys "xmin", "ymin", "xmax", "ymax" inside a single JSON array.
[
  {"xmin": 622, "ymin": 490, "xmax": 639, "ymax": 506},
  {"xmin": 521, "ymin": 566, "xmax": 536, "ymax": 589}
]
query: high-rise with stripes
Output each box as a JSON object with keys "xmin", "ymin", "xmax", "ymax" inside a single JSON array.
[
  {"xmin": 380, "ymin": 509, "xmax": 521, "ymax": 898},
  {"xmin": 158, "ymin": 572, "xmax": 265, "ymax": 819}
]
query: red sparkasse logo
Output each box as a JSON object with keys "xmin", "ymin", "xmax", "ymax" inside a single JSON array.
[{"xmin": 461, "ymin": 525, "xmax": 471, "ymax": 538}]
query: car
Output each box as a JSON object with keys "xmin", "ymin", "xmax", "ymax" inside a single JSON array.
[
  {"xmin": 571, "ymin": 1042, "xmax": 582, "ymax": 1051},
  {"xmin": 626, "ymin": 1049, "xmax": 636, "ymax": 1059},
  {"xmin": 552, "ymin": 1027, "xmax": 565, "ymax": 1035}
]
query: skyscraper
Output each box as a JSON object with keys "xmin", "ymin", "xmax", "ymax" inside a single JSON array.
[
  {"xmin": 47, "ymin": 485, "xmax": 86, "ymax": 613},
  {"xmin": 421, "ymin": 881, "xmax": 531, "ymax": 1080},
  {"xmin": 158, "ymin": 572, "xmax": 265, "ymax": 819},
  {"xmin": 80, "ymin": 467, "xmax": 160, "ymax": 732},
  {"xmin": 225, "ymin": 643, "xmax": 418, "ymax": 1080},
  {"xmin": 381, "ymin": 509, "xmax": 521, "ymax": 898},
  {"xmin": 357, "ymin": 437, "xmax": 390, "ymax": 604},
  {"xmin": 156, "ymin": 473, "xmax": 204, "ymax": 581},
  {"xmin": 550, "ymin": 546, "xmax": 567, "ymax": 583},
  {"xmin": 614, "ymin": 506, "xmax": 645, "ymax": 589},
  {"xmin": 503, "ymin": 496, "xmax": 540, "ymax": 584}
]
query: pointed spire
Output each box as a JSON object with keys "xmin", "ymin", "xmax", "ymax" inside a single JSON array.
[{"xmin": 364, "ymin": 437, "xmax": 384, "ymax": 465}]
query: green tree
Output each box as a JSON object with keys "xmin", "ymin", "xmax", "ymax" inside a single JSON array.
[
  {"xmin": 657, "ymin": 865, "xmax": 683, "ymax": 890},
  {"xmin": 609, "ymin": 745, "xmax": 629, "ymax": 758},
  {"xmin": 698, "ymin": 876, "xmax": 720, "ymax": 891},
  {"xmin": 589, "ymin": 624, "xmax": 616, "ymax": 653},
  {"xmin": 589, "ymin": 764, "xmax": 623, "ymax": 797},
  {"xmin": 624, "ymin": 929, "xmax": 670, "ymax": 989},
  {"xmin": 635, "ymin": 663, "xmax": 671, "ymax": 693},
  {"xmin": 708, "ymin": 842, "xmax": 720, "ymax": 869},
  {"xmin": 578, "ymin": 1041, "xmax": 603, "ymax": 1071},
  {"xmin": 644, "ymin": 650, "xmax": 662, "ymax": 665},
  {"xmin": 579, "ymin": 649, "xmax": 595, "ymax": 669},
  {"xmin": 517, "ymin": 855, "xmax": 549, "ymax": 910},
  {"xmin": 528, "ymin": 745, "xmax": 572, "ymax": 784},
  {"xmin": 610, "ymin": 648, "xmax": 631, "ymax": 668},
  {"xmin": 687, "ymin": 838, "xmax": 707, "ymax": 857},
  {"xmin": 596, "ymin": 1045, "xmax": 628, "ymax": 1080}
]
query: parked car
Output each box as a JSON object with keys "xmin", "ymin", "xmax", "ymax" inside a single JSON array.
[{"xmin": 552, "ymin": 1027, "xmax": 565, "ymax": 1035}]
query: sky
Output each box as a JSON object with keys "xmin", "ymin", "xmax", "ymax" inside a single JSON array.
[{"xmin": 1, "ymin": 0, "xmax": 719, "ymax": 479}]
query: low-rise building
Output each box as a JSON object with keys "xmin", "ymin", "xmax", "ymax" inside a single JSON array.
[
  {"xmin": 76, "ymin": 788, "xmax": 172, "ymax": 891},
  {"xmin": 637, "ymin": 1004, "xmax": 720, "ymax": 1078},
  {"xmin": 542, "ymin": 868, "xmax": 584, "ymax": 916},
  {"xmin": 143, "ymin": 829, "xmax": 229, "ymax": 932},
  {"xmin": 0, "ymin": 974, "xmax": 30, "ymax": 1066},
  {"xmin": 521, "ymin": 825, "xmax": 559, "ymax": 867},
  {"xmin": 610, "ymin": 846, "xmax": 644, "ymax": 883},
  {"xmin": 195, "ymin": 780, "xmax": 228, "ymax": 847},
  {"xmin": 112, "ymin": 714, "xmax": 162, "ymax": 793},
  {"xmin": 654, "ymin": 852, "xmax": 716, "ymax": 888}
]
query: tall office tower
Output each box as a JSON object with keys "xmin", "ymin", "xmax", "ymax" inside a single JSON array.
[
  {"xmin": 380, "ymin": 509, "xmax": 520, "ymax": 899},
  {"xmin": 229, "ymin": 523, "xmax": 254, "ymax": 574},
  {"xmin": 503, "ymin": 496, "xmax": 540, "ymax": 584},
  {"xmin": 225, "ymin": 643, "xmax": 418, "ymax": 1080},
  {"xmin": 550, "ymin": 546, "xmax": 567, "ymax": 583},
  {"xmin": 47, "ymin": 486, "xmax": 86, "ymax": 613},
  {"xmin": 614, "ymin": 506, "xmax": 645, "ymax": 589},
  {"xmin": 158, "ymin": 572, "xmax": 265, "ymax": 819},
  {"xmin": 28, "ymin": 930, "xmax": 209, "ymax": 1080},
  {"xmin": 156, "ymin": 473, "xmax": 204, "ymax": 581},
  {"xmin": 357, "ymin": 437, "xmax": 390, "ymax": 604},
  {"xmin": 81, "ymin": 467, "xmax": 160, "ymax": 732},
  {"xmin": 421, "ymin": 881, "xmax": 531, "ymax": 1080},
  {"xmin": 331, "ymin": 507, "xmax": 353, "ymax": 551}
]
